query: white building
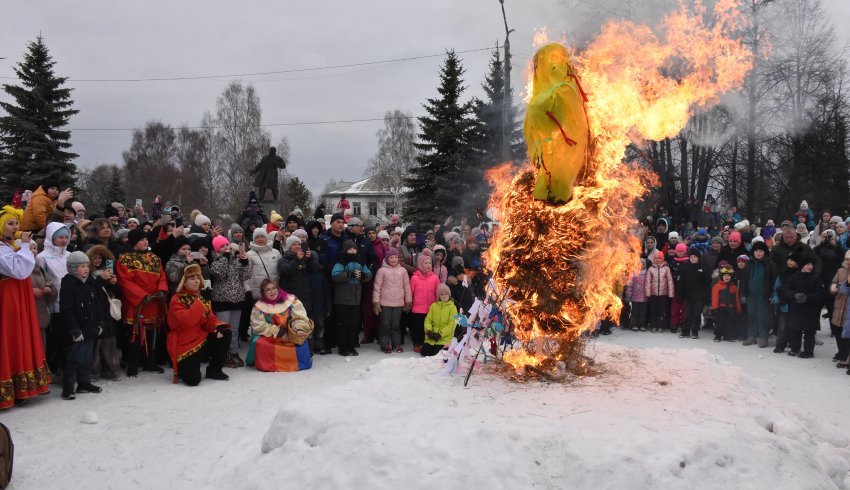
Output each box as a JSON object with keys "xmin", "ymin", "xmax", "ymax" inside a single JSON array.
[{"xmin": 321, "ymin": 176, "xmax": 404, "ymax": 221}]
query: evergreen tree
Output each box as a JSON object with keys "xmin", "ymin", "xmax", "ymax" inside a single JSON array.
[
  {"xmin": 105, "ymin": 166, "xmax": 127, "ymax": 209},
  {"xmin": 0, "ymin": 35, "xmax": 78, "ymax": 200},
  {"xmin": 404, "ymin": 51, "xmax": 477, "ymax": 225},
  {"xmin": 280, "ymin": 176, "xmax": 313, "ymax": 217}
]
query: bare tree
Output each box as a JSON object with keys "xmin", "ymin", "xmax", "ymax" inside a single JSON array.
[
  {"xmin": 122, "ymin": 121, "xmax": 180, "ymax": 208},
  {"xmin": 366, "ymin": 110, "xmax": 417, "ymax": 214}
]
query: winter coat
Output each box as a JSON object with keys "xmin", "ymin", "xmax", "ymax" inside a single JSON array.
[
  {"xmin": 372, "ymin": 258, "xmax": 412, "ymax": 307},
  {"xmin": 410, "ymin": 269, "xmax": 440, "ymax": 314},
  {"xmin": 318, "ymin": 230, "xmax": 345, "ymax": 273},
  {"xmin": 761, "ymin": 225, "xmax": 777, "ymax": 242},
  {"xmin": 60, "ymin": 274, "xmax": 107, "ymax": 343},
  {"xmin": 782, "ymin": 270, "xmax": 824, "ymax": 324},
  {"xmin": 345, "ymin": 231, "xmax": 379, "ymax": 273},
  {"xmin": 717, "ymin": 244, "xmax": 747, "ymax": 270},
  {"xmin": 793, "ymin": 208, "xmax": 815, "ymax": 231},
  {"xmin": 400, "ymin": 243, "xmax": 421, "ymax": 275},
  {"xmin": 831, "ymin": 267, "xmax": 850, "ymax": 328},
  {"xmin": 669, "ymin": 257, "xmax": 689, "ymax": 298},
  {"xmin": 246, "ymin": 242, "xmax": 281, "ymax": 300},
  {"xmin": 645, "ymin": 262, "xmax": 675, "ymax": 298},
  {"xmin": 167, "ymin": 289, "xmax": 225, "ymax": 374},
  {"xmin": 278, "ymin": 250, "xmax": 317, "ymax": 312},
  {"xmin": 739, "ymin": 257, "xmax": 777, "ymax": 301},
  {"xmin": 770, "ymin": 241, "xmax": 821, "ymax": 275},
  {"xmin": 209, "ymin": 251, "xmax": 250, "ymax": 309},
  {"xmin": 700, "ymin": 248, "xmax": 722, "ymax": 274},
  {"xmin": 29, "ymin": 263, "xmax": 56, "ymax": 330},
  {"xmin": 36, "ymin": 222, "xmax": 70, "ymax": 313},
  {"xmin": 625, "ymin": 270, "xmax": 648, "ymax": 303},
  {"xmin": 424, "ymin": 300, "xmax": 458, "ymax": 345},
  {"xmin": 21, "ymin": 186, "xmax": 63, "ymax": 232},
  {"xmin": 371, "ymin": 237, "xmax": 388, "ymax": 270},
  {"xmin": 711, "ymin": 280, "xmax": 741, "ymax": 313},
  {"xmin": 678, "ymin": 261, "xmax": 709, "ymax": 302},
  {"xmin": 814, "ymin": 242, "xmax": 843, "ymax": 286},
  {"xmin": 331, "ymin": 255, "xmax": 373, "ymax": 305},
  {"xmin": 165, "ymin": 254, "xmax": 190, "ymax": 296}
]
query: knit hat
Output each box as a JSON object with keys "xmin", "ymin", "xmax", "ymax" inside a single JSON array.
[
  {"xmin": 668, "ymin": 231, "xmax": 680, "ymax": 241},
  {"xmin": 194, "ymin": 214, "xmax": 211, "ymax": 227},
  {"xmin": 127, "ymin": 228, "xmax": 148, "ymax": 248},
  {"xmin": 734, "ymin": 220, "xmax": 750, "ymax": 231},
  {"xmin": 66, "ymin": 250, "xmax": 90, "ymax": 274},
  {"xmin": 71, "ymin": 201, "xmax": 85, "ymax": 213},
  {"xmin": 653, "ymin": 251, "xmax": 665, "ymax": 262},
  {"xmin": 230, "ymin": 223, "xmax": 244, "ymax": 236},
  {"xmin": 330, "ymin": 212, "xmax": 345, "ymax": 224},
  {"xmin": 687, "ymin": 247, "xmax": 700, "ymax": 257},
  {"xmin": 347, "ymin": 217, "xmax": 364, "ymax": 227},
  {"xmin": 696, "ymin": 227, "xmax": 707, "ymax": 236},
  {"xmin": 253, "ymin": 227, "xmax": 268, "ymax": 241},
  {"xmin": 417, "ymin": 253, "xmax": 432, "ymax": 269},
  {"xmin": 736, "ymin": 254, "xmax": 749, "ymax": 263},
  {"xmin": 829, "ymin": 216, "xmax": 843, "ymax": 225},
  {"xmin": 800, "ymin": 200, "xmax": 809, "ymax": 210},
  {"xmin": 378, "ymin": 230, "xmax": 390, "ymax": 240},
  {"xmin": 342, "ymin": 239, "xmax": 357, "ymax": 252},
  {"xmin": 212, "ymin": 235, "xmax": 230, "ymax": 253},
  {"xmin": 728, "ymin": 231, "xmax": 742, "ymax": 243},
  {"xmin": 451, "ymin": 256, "xmax": 465, "ymax": 271},
  {"xmin": 270, "ymin": 211, "xmax": 283, "ymax": 224},
  {"xmin": 795, "ymin": 223, "xmax": 808, "ymax": 235},
  {"xmin": 393, "ymin": 227, "xmax": 404, "ymax": 235},
  {"xmin": 111, "ymin": 202, "xmax": 125, "ymax": 211},
  {"xmin": 284, "ymin": 236, "xmax": 301, "ymax": 251},
  {"xmin": 711, "ymin": 236, "xmax": 724, "ymax": 245},
  {"xmin": 103, "ymin": 206, "xmax": 119, "ymax": 219},
  {"xmin": 436, "ymin": 283, "xmax": 451, "ymax": 298},
  {"xmin": 292, "ymin": 229, "xmax": 308, "ymax": 239},
  {"xmin": 675, "ymin": 243, "xmax": 687, "ymax": 254},
  {"xmin": 787, "ymin": 248, "xmax": 804, "ymax": 266},
  {"xmin": 765, "ymin": 219, "xmax": 775, "ymax": 227},
  {"xmin": 190, "ymin": 235, "xmax": 211, "ymax": 252},
  {"xmin": 364, "ymin": 225, "xmax": 376, "ymax": 234},
  {"xmin": 173, "ymin": 235, "xmax": 190, "ymax": 250},
  {"xmin": 751, "ymin": 240, "xmax": 769, "ymax": 254},
  {"xmin": 127, "ymin": 217, "xmax": 139, "ymax": 227},
  {"xmin": 385, "ymin": 247, "xmax": 400, "ymax": 259},
  {"xmin": 115, "ymin": 228, "xmax": 130, "ymax": 242},
  {"xmin": 292, "ymin": 207, "xmax": 304, "ymax": 218},
  {"xmin": 177, "ymin": 263, "xmax": 203, "ymax": 292},
  {"xmin": 719, "ymin": 265, "xmax": 734, "ymax": 276}
]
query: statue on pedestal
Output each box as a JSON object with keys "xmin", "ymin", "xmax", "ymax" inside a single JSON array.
[{"xmin": 250, "ymin": 147, "xmax": 287, "ymax": 202}]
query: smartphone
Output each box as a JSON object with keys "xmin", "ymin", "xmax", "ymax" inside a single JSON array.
[
  {"xmin": 215, "ymin": 218, "xmax": 224, "ymax": 228},
  {"xmin": 240, "ymin": 242, "xmax": 247, "ymax": 254},
  {"xmin": 175, "ymin": 217, "xmax": 184, "ymax": 227},
  {"xmin": 135, "ymin": 198, "xmax": 143, "ymax": 208},
  {"xmin": 191, "ymin": 251, "xmax": 204, "ymax": 260},
  {"xmin": 105, "ymin": 259, "xmax": 114, "ymax": 272}
]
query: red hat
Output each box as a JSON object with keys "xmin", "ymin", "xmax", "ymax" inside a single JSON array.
[{"xmin": 729, "ymin": 231, "xmax": 742, "ymax": 243}]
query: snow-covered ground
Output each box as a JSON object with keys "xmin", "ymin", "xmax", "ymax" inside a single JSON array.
[{"xmin": 4, "ymin": 326, "xmax": 850, "ymax": 489}]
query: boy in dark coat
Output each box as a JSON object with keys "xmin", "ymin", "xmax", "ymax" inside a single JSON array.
[
  {"xmin": 678, "ymin": 248, "xmax": 708, "ymax": 338},
  {"xmin": 782, "ymin": 252, "xmax": 825, "ymax": 358},
  {"xmin": 60, "ymin": 251, "xmax": 105, "ymax": 400}
]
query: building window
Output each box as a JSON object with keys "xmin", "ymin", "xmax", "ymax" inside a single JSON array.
[
  {"xmin": 368, "ymin": 202, "xmax": 378, "ymax": 216},
  {"xmin": 385, "ymin": 204, "xmax": 395, "ymax": 216},
  {"xmin": 352, "ymin": 202, "xmax": 361, "ymax": 216}
]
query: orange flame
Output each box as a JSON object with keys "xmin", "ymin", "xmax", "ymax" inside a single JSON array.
[{"xmin": 488, "ymin": 0, "xmax": 753, "ymax": 372}]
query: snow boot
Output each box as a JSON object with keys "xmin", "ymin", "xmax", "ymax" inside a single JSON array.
[
  {"xmin": 205, "ymin": 370, "xmax": 229, "ymax": 381},
  {"xmin": 757, "ymin": 338, "xmax": 768, "ymax": 348},
  {"xmin": 61, "ymin": 392, "xmax": 76, "ymax": 401},
  {"xmin": 798, "ymin": 352, "xmax": 814, "ymax": 359},
  {"xmin": 788, "ymin": 351, "xmax": 799, "ymax": 357},
  {"xmin": 742, "ymin": 337, "xmax": 756, "ymax": 346},
  {"xmin": 76, "ymin": 384, "xmax": 102, "ymax": 394}
]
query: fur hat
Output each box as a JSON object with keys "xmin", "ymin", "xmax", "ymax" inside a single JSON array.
[
  {"xmin": 750, "ymin": 240, "xmax": 769, "ymax": 255},
  {"xmin": 436, "ymin": 283, "xmax": 451, "ymax": 298},
  {"xmin": 177, "ymin": 263, "xmax": 203, "ymax": 292},
  {"xmin": 284, "ymin": 236, "xmax": 301, "ymax": 251},
  {"xmin": 127, "ymin": 228, "xmax": 148, "ymax": 248},
  {"xmin": 212, "ymin": 235, "xmax": 230, "ymax": 253},
  {"xmin": 85, "ymin": 244, "xmax": 114, "ymax": 264},
  {"xmin": 194, "ymin": 214, "xmax": 211, "ymax": 227}
]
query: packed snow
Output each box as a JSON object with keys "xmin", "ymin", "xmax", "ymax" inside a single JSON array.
[{"xmin": 3, "ymin": 328, "xmax": 850, "ymax": 489}]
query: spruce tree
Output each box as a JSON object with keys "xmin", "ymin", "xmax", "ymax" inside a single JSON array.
[
  {"xmin": 0, "ymin": 35, "xmax": 78, "ymax": 201},
  {"xmin": 404, "ymin": 51, "xmax": 477, "ymax": 225},
  {"xmin": 104, "ymin": 166, "xmax": 127, "ymax": 209}
]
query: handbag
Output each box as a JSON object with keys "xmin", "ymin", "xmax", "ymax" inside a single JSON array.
[{"xmin": 102, "ymin": 287, "xmax": 122, "ymax": 321}]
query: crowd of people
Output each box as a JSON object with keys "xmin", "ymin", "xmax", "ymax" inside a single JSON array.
[
  {"xmin": 624, "ymin": 198, "xmax": 850, "ymax": 368},
  {"xmin": 2, "ymin": 177, "xmax": 849, "ymax": 410},
  {"xmin": 0, "ymin": 180, "xmax": 488, "ymax": 408}
]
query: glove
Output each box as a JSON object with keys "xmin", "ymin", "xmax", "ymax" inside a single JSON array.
[
  {"xmin": 427, "ymin": 331, "xmax": 442, "ymax": 341},
  {"xmin": 794, "ymin": 293, "xmax": 807, "ymax": 304},
  {"xmin": 71, "ymin": 330, "xmax": 84, "ymax": 342},
  {"xmin": 216, "ymin": 324, "xmax": 229, "ymax": 335}
]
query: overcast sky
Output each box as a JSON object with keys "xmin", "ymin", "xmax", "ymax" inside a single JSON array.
[{"xmin": 2, "ymin": 0, "xmax": 849, "ymax": 199}]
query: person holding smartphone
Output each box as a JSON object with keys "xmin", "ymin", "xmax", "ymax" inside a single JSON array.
[
  {"xmin": 86, "ymin": 245, "xmax": 122, "ymax": 380},
  {"xmin": 165, "ymin": 236, "xmax": 193, "ymax": 296}
]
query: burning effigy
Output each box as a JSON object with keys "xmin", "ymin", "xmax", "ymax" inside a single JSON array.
[{"xmin": 482, "ymin": 1, "xmax": 754, "ymax": 377}]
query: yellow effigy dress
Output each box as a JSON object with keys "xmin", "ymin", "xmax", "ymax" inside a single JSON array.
[{"xmin": 524, "ymin": 43, "xmax": 590, "ymax": 203}]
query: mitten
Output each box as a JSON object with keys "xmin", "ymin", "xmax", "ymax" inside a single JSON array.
[{"xmin": 71, "ymin": 330, "xmax": 84, "ymax": 342}]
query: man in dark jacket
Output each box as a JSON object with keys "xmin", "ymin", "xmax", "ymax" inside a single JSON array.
[
  {"xmin": 317, "ymin": 213, "xmax": 346, "ymax": 352},
  {"xmin": 739, "ymin": 240, "xmax": 777, "ymax": 347},
  {"xmin": 813, "ymin": 229, "xmax": 843, "ymax": 320},
  {"xmin": 678, "ymin": 248, "xmax": 709, "ymax": 338},
  {"xmin": 771, "ymin": 228, "xmax": 821, "ymax": 275},
  {"xmin": 782, "ymin": 252, "xmax": 825, "ymax": 358},
  {"xmin": 60, "ymin": 251, "xmax": 106, "ymax": 400}
]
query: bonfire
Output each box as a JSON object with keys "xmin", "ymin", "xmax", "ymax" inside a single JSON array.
[{"xmin": 485, "ymin": 0, "xmax": 754, "ymax": 376}]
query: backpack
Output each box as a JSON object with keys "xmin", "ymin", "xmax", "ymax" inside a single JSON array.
[{"xmin": 0, "ymin": 422, "xmax": 13, "ymax": 489}]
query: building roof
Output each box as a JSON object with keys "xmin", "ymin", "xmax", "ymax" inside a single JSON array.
[{"xmin": 322, "ymin": 175, "xmax": 404, "ymax": 197}]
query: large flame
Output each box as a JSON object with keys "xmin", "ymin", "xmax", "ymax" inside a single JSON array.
[{"xmin": 487, "ymin": 0, "xmax": 753, "ymax": 372}]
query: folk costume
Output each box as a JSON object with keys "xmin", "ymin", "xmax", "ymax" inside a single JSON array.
[
  {"xmin": 166, "ymin": 264, "xmax": 231, "ymax": 385},
  {"xmin": 247, "ymin": 290, "xmax": 313, "ymax": 372},
  {"xmin": 0, "ymin": 206, "xmax": 51, "ymax": 409},
  {"xmin": 116, "ymin": 230, "xmax": 168, "ymax": 377}
]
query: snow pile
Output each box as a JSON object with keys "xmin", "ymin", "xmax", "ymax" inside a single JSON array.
[{"xmin": 235, "ymin": 344, "xmax": 848, "ymax": 489}]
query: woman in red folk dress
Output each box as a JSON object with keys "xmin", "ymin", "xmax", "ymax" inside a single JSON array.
[
  {"xmin": 0, "ymin": 205, "xmax": 51, "ymax": 409},
  {"xmin": 167, "ymin": 264, "xmax": 231, "ymax": 386}
]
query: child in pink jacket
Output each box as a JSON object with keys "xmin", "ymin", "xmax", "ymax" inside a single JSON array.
[
  {"xmin": 408, "ymin": 254, "xmax": 439, "ymax": 352},
  {"xmin": 373, "ymin": 248, "xmax": 412, "ymax": 353},
  {"xmin": 645, "ymin": 251, "xmax": 675, "ymax": 332}
]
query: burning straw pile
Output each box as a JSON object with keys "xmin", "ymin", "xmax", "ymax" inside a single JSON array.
[{"xmin": 486, "ymin": 0, "xmax": 753, "ymax": 377}]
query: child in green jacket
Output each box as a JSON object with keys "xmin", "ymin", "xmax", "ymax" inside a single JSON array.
[{"xmin": 421, "ymin": 284, "xmax": 458, "ymax": 357}]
